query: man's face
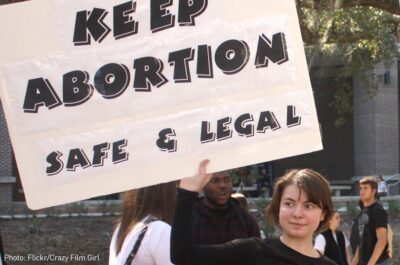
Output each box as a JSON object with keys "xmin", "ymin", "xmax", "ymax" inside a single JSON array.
[
  {"xmin": 359, "ymin": 183, "xmax": 376, "ymax": 203},
  {"xmin": 203, "ymin": 171, "xmax": 233, "ymax": 209}
]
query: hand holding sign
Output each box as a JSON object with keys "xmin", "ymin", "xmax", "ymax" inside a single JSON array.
[{"xmin": 179, "ymin": 159, "xmax": 211, "ymax": 192}]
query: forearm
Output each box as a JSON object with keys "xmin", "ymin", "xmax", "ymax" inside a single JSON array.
[
  {"xmin": 346, "ymin": 247, "xmax": 353, "ymax": 265},
  {"xmin": 171, "ymin": 188, "xmax": 198, "ymax": 265},
  {"xmin": 367, "ymin": 238, "xmax": 387, "ymax": 265},
  {"xmin": 350, "ymin": 247, "xmax": 359, "ymax": 265}
]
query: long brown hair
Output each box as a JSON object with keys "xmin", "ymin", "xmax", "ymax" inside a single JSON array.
[
  {"xmin": 266, "ymin": 168, "xmax": 333, "ymax": 234},
  {"xmin": 115, "ymin": 181, "xmax": 178, "ymax": 254}
]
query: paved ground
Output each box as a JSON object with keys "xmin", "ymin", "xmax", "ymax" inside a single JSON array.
[
  {"xmin": 1, "ymin": 216, "xmax": 116, "ymax": 265},
  {"xmin": 0, "ymin": 213, "xmax": 399, "ymax": 265}
]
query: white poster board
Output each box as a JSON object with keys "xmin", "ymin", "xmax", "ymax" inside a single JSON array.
[{"xmin": 0, "ymin": 0, "xmax": 322, "ymax": 209}]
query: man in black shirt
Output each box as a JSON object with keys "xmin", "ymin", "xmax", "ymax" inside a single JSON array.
[
  {"xmin": 192, "ymin": 170, "xmax": 260, "ymax": 244},
  {"xmin": 350, "ymin": 176, "xmax": 389, "ymax": 265}
]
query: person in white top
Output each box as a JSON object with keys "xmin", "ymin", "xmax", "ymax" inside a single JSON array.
[
  {"xmin": 109, "ymin": 181, "xmax": 177, "ymax": 265},
  {"xmin": 377, "ymin": 175, "xmax": 388, "ymax": 199},
  {"xmin": 314, "ymin": 211, "xmax": 351, "ymax": 265}
]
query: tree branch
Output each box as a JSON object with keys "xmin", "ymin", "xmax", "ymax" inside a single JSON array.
[{"xmin": 297, "ymin": 0, "xmax": 400, "ymax": 15}]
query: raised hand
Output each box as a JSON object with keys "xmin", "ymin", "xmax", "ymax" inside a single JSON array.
[{"xmin": 179, "ymin": 159, "xmax": 212, "ymax": 192}]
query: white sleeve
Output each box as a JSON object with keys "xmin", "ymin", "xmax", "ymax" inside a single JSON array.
[
  {"xmin": 344, "ymin": 233, "xmax": 350, "ymax": 248},
  {"xmin": 146, "ymin": 221, "xmax": 174, "ymax": 265},
  {"xmin": 314, "ymin": 234, "xmax": 326, "ymax": 254},
  {"xmin": 108, "ymin": 226, "xmax": 119, "ymax": 265}
]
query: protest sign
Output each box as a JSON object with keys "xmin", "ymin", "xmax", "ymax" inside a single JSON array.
[{"xmin": 0, "ymin": 0, "xmax": 322, "ymax": 209}]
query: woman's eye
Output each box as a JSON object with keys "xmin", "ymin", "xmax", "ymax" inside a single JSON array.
[
  {"xmin": 284, "ymin": 202, "xmax": 294, "ymax": 207},
  {"xmin": 305, "ymin": 203, "xmax": 316, "ymax": 209}
]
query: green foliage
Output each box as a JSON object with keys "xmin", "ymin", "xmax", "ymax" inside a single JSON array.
[
  {"xmin": 388, "ymin": 200, "xmax": 400, "ymax": 213},
  {"xmin": 252, "ymin": 198, "xmax": 277, "ymax": 238},
  {"xmin": 299, "ymin": 3, "xmax": 400, "ymax": 124},
  {"xmin": 346, "ymin": 200, "xmax": 359, "ymax": 218}
]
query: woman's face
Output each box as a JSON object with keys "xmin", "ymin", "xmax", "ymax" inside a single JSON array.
[
  {"xmin": 279, "ymin": 184, "xmax": 325, "ymax": 241},
  {"xmin": 329, "ymin": 212, "xmax": 341, "ymax": 231}
]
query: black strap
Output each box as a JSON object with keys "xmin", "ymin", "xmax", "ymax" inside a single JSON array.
[{"xmin": 124, "ymin": 217, "xmax": 157, "ymax": 265}]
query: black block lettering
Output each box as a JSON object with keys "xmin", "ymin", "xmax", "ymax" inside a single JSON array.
[
  {"xmin": 113, "ymin": 1, "xmax": 138, "ymax": 40},
  {"xmin": 23, "ymin": 78, "xmax": 62, "ymax": 113},
  {"xmin": 133, "ymin": 57, "xmax": 168, "ymax": 91},
  {"xmin": 73, "ymin": 8, "xmax": 111, "ymax": 45},
  {"xmin": 156, "ymin": 128, "xmax": 177, "ymax": 152},
  {"xmin": 113, "ymin": 139, "xmax": 129, "ymax": 163},
  {"xmin": 197, "ymin": 45, "xmax": 213, "ymax": 78},
  {"xmin": 257, "ymin": 111, "xmax": 280, "ymax": 132},
  {"xmin": 151, "ymin": 0, "xmax": 175, "ymax": 33},
  {"xmin": 178, "ymin": 0, "xmax": 208, "ymax": 26},
  {"xmin": 66, "ymin": 149, "xmax": 91, "ymax": 171},
  {"xmin": 234, "ymin": 113, "xmax": 254, "ymax": 137},
  {"xmin": 46, "ymin": 151, "xmax": 64, "ymax": 176},
  {"xmin": 287, "ymin": 105, "xmax": 301, "ymax": 127},
  {"xmin": 63, "ymin": 71, "xmax": 94, "ymax": 107},
  {"xmin": 215, "ymin": 40, "xmax": 250, "ymax": 75},
  {"xmin": 200, "ymin": 121, "xmax": 215, "ymax": 143},
  {"xmin": 217, "ymin": 117, "xmax": 232, "ymax": 141},
  {"xmin": 94, "ymin": 63, "xmax": 130, "ymax": 99},
  {"xmin": 255, "ymin": 32, "xmax": 288, "ymax": 68},
  {"xmin": 168, "ymin": 48, "xmax": 195, "ymax": 83},
  {"xmin": 92, "ymin": 142, "xmax": 110, "ymax": 167}
]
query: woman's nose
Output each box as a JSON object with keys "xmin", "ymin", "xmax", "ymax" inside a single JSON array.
[{"xmin": 292, "ymin": 205, "xmax": 304, "ymax": 218}]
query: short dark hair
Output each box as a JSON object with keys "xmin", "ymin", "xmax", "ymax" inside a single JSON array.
[
  {"xmin": 266, "ymin": 168, "xmax": 333, "ymax": 234},
  {"xmin": 359, "ymin": 176, "xmax": 378, "ymax": 197}
]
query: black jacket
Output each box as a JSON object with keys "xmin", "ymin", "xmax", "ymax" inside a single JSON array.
[{"xmin": 321, "ymin": 230, "xmax": 348, "ymax": 265}]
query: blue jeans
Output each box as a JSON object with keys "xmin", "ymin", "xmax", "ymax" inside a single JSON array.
[{"xmin": 377, "ymin": 260, "xmax": 390, "ymax": 265}]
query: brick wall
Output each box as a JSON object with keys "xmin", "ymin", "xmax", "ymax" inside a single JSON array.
[
  {"xmin": 353, "ymin": 61, "xmax": 400, "ymax": 176},
  {"xmin": 0, "ymin": 177, "xmax": 15, "ymax": 214},
  {"xmin": 0, "ymin": 100, "xmax": 14, "ymax": 215}
]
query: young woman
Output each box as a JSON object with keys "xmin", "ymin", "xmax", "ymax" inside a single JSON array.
[
  {"xmin": 109, "ymin": 181, "xmax": 177, "ymax": 265},
  {"xmin": 314, "ymin": 210, "xmax": 352, "ymax": 265},
  {"xmin": 171, "ymin": 160, "xmax": 336, "ymax": 265}
]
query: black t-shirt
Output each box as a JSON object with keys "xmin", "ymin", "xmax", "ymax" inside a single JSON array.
[
  {"xmin": 358, "ymin": 202, "xmax": 389, "ymax": 265},
  {"xmin": 171, "ymin": 188, "xmax": 337, "ymax": 265}
]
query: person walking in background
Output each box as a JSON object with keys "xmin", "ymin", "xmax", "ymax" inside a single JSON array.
[
  {"xmin": 315, "ymin": 210, "xmax": 352, "ymax": 265},
  {"xmin": 350, "ymin": 176, "xmax": 389, "ymax": 265},
  {"xmin": 377, "ymin": 175, "xmax": 388, "ymax": 199},
  {"xmin": 171, "ymin": 160, "xmax": 336, "ymax": 265},
  {"xmin": 192, "ymin": 170, "xmax": 260, "ymax": 245},
  {"xmin": 109, "ymin": 181, "xmax": 177, "ymax": 265}
]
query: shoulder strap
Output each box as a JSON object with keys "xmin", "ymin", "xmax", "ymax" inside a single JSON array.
[{"xmin": 124, "ymin": 217, "xmax": 157, "ymax": 265}]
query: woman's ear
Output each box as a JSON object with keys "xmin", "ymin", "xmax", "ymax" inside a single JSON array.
[{"xmin": 320, "ymin": 211, "xmax": 326, "ymax": 222}]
